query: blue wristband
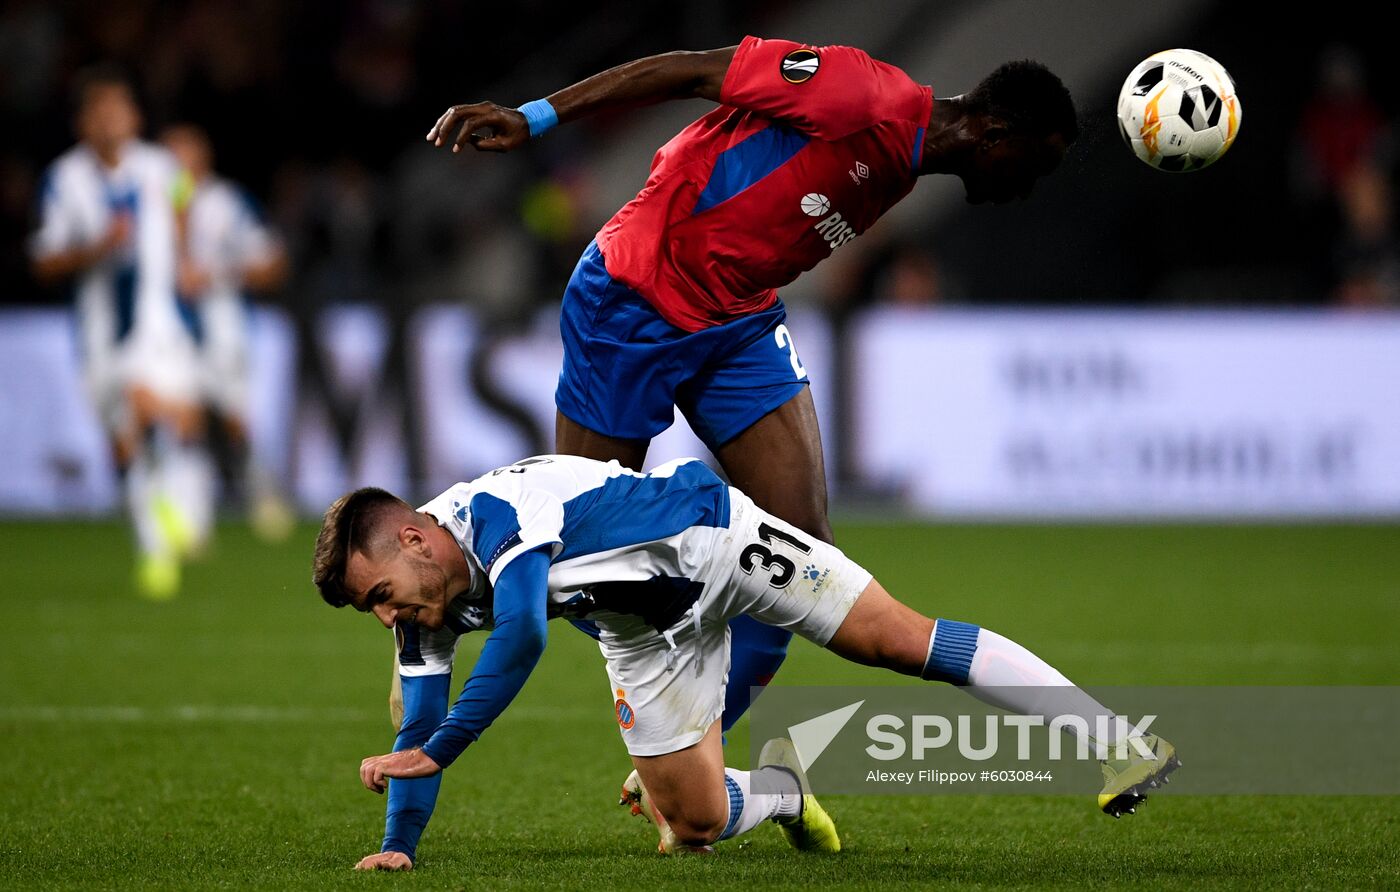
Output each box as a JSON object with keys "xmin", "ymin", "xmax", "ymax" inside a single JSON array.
[{"xmin": 516, "ymin": 99, "xmax": 558, "ymax": 138}]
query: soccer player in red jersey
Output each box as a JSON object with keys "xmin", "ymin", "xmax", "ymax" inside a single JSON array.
[{"xmin": 428, "ymin": 38, "xmax": 1074, "ymax": 533}]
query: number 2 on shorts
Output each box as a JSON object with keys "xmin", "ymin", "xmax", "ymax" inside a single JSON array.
[{"xmin": 774, "ymin": 324, "xmax": 808, "ymax": 380}]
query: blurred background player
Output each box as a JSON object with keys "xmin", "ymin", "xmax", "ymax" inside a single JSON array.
[
  {"xmin": 160, "ymin": 122, "xmax": 293, "ymax": 541},
  {"xmin": 425, "ymin": 38, "xmax": 1075, "ymax": 736},
  {"xmin": 29, "ymin": 66, "xmax": 214, "ymax": 598}
]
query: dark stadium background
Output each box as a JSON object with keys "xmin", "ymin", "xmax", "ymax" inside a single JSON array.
[{"xmin": 2, "ymin": 0, "xmax": 1397, "ymax": 314}]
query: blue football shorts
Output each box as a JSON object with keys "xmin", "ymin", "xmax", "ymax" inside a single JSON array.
[{"xmin": 555, "ymin": 241, "xmax": 810, "ymax": 449}]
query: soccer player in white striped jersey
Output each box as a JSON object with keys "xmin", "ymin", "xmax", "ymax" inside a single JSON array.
[
  {"xmin": 30, "ymin": 67, "xmax": 214, "ymax": 598},
  {"xmin": 160, "ymin": 123, "xmax": 291, "ymax": 540},
  {"xmin": 313, "ymin": 455, "xmax": 1177, "ymax": 870}
]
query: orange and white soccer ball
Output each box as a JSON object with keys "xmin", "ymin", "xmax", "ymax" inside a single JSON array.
[{"xmin": 1117, "ymin": 49, "xmax": 1241, "ymax": 172}]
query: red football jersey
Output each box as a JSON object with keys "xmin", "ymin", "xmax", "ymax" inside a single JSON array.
[{"xmin": 595, "ymin": 35, "xmax": 933, "ymax": 332}]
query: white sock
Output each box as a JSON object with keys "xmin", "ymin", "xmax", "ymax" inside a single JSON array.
[
  {"xmin": 925, "ymin": 620, "xmax": 1123, "ymax": 745},
  {"xmin": 715, "ymin": 767, "xmax": 801, "ymax": 841},
  {"xmin": 166, "ymin": 442, "xmax": 215, "ymax": 550},
  {"xmin": 126, "ymin": 452, "xmax": 164, "ymax": 557}
]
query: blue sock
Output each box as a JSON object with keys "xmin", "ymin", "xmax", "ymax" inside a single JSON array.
[{"xmin": 722, "ymin": 616, "xmax": 792, "ymax": 732}]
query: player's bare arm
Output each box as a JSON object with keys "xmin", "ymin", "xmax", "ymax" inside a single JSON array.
[
  {"xmin": 426, "ymin": 46, "xmax": 736, "ymax": 153},
  {"xmin": 31, "ymin": 215, "xmax": 131, "ymax": 284}
]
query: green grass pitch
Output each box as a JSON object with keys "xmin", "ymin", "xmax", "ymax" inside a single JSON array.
[{"xmin": 2, "ymin": 519, "xmax": 1397, "ymax": 889}]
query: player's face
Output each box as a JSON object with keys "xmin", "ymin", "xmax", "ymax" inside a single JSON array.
[
  {"xmin": 78, "ymin": 84, "xmax": 141, "ymax": 149},
  {"xmin": 162, "ymin": 127, "xmax": 211, "ymax": 178},
  {"xmin": 345, "ymin": 542, "xmax": 452, "ymax": 632},
  {"xmin": 962, "ymin": 131, "xmax": 1067, "ymax": 205}
]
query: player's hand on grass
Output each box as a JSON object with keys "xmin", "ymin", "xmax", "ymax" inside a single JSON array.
[
  {"xmin": 426, "ymin": 102, "xmax": 529, "ymax": 153},
  {"xmin": 353, "ymin": 851, "xmax": 413, "ymax": 871},
  {"xmin": 359, "ymin": 747, "xmax": 441, "ymax": 793}
]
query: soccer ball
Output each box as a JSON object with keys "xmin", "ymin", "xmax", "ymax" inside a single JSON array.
[{"xmin": 1117, "ymin": 49, "xmax": 1241, "ymax": 172}]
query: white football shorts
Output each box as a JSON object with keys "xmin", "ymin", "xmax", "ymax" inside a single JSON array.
[
  {"xmin": 595, "ymin": 489, "xmax": 872, "ymax": 757},
  {"xmin": 83, "ymin": 322, "xmax": 203, "ymax": 433}
]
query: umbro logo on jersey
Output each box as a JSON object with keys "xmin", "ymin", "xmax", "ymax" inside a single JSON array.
[
  {"xmin": 781, "ymin": 49, "xmax": 820, "ymax": 84},
  {"xmin": 848, "ymin": 160, "xmax": 869, "ymax": 184}
]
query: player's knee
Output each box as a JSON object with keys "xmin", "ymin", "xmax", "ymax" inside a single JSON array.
[{"xmin": 658, "ymin": 794, "xmax": 729, "ymax": 847}]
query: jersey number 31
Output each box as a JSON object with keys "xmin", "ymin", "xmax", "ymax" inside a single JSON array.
[{"xmin": 739, "ymin": 522, "xmax": 812, "ymax": 587}]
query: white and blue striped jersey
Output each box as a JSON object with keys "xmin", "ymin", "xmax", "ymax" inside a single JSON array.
[
  {"xmin": 397, "ymin": 455, "xmax": 731, "ymax": 678},
  {"xmin": 183, "ymin": 176, "xmax": 276, "ymax": 300},
  {"xmin": 30, "ymin": 141, "xmax": 183, "ymax": 349},
  {"xmin": 183, "ymin": 175, "xmax": 277, "ymax": 411}
]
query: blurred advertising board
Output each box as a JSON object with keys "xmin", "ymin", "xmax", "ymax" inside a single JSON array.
[
  {"xmin": 2, "ymin": 306, "xmax": 1396, "ymax": 517},
  {"xmin": 853, "ymin": 309, "xmax": 1400, "ymax": 516}
]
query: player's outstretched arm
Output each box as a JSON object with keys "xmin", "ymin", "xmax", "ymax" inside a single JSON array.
[
  {"xmin": 357, "ymin": 547, "xmax": 551, "ymax": 774},
  {"xmin": 414, "ymin": 547, "xmax": 551, "ymax": 765},
  {"xmin": 426, "ymin": 46, "xmax": 736, "ymax": 153},
  {"xmin": 353, "ymin": 670, "xmax": 451, "ymax": 869},
  {"xmin": 354, "ymin": 548, "xmax": 551, "ymax": 868}
]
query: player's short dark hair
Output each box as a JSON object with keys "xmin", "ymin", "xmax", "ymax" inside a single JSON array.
[
  {"xmin": 966, "ymin": 60, "xmax": 1078, "ymax": 144},
  {"xmin": 70, "ymin": 63, "xmax": 137, "ymax": 112},
  {"xmin": 312, "ymin": 487, "xmax": 413, "ymax": 608}
]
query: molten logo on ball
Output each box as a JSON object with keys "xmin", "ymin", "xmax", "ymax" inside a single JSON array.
[{"xmin": 1117, "ymin": 48, "xmax": 1241, "ymax": 172}]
